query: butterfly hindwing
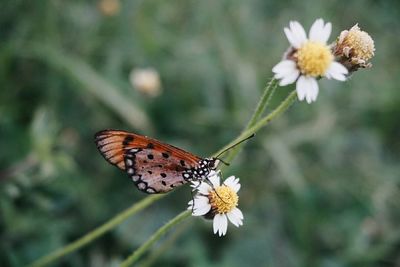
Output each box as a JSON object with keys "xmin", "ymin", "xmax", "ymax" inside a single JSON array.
[{"xmin": 124, "ymin": 148, "xmax": 189, "ymax": 193}]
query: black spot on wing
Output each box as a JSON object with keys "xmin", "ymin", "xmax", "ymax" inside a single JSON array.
[
  {"xmin": 146, "ymin": 143, "xmax": 154, "ymax": 149},
  {"xmin": 123, "ymin": 135, "xmax": 134, "ymax": 146}
]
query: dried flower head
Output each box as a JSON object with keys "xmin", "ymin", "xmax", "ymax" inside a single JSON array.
[{"xmin": 333, "ymin": 24, "xmax": 375, "ymax": 72}]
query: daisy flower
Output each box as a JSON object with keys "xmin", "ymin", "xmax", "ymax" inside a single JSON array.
[
  {"xmin": 272, "ymin": 18, "xmax": 348, "ymax": 103},
  {"xmin": 188, "ymin": 171, "xmax": 243, "ymax": 237}
]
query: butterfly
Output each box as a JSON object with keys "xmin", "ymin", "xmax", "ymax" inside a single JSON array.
[{"xmin": 94, "ymin": 129, "xmax": 253, "ymax": 194}]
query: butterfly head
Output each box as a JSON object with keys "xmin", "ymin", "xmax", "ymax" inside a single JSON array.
[
  {"xmin": 206, "ymin": 158, "xmax": 219, "ymax": 170},
  {"xmin": 189, "ymin": 158, "xmax": 219, "ymax": 181}
]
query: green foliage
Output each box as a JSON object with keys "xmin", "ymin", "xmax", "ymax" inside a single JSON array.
[{"xmin": 1, "ymin": 0, "xmax": 400, "ymax": 266}]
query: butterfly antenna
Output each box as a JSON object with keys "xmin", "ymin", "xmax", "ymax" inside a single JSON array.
[
  {"xmin": 217, "ymin": 158, "xmax": 230, "ymax": 166},
  {"xmin": 215, "ymin": 133, "xmax": 255, "ymax": 159}
]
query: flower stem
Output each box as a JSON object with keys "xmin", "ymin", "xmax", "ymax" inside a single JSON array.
[
  {"xmin": 28, "ymin": 194, "xmax": 165, "ymax": 267},
  {"xmin": 119, "ymin": 210, "xmax": 191, "ymax": 267},
  {"xmin": 245, "ymin": 78, "xmax": 278, "ymax": 128},
  {"xmin": 220, "ymin": 79, "xmax": 278, "ymax": 164},
  {"xmin": 215, "ymin": 89, "xmax": 297, "ymax": 158}
]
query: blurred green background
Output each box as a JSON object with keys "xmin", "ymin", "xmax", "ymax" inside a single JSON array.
[{"xmin": 1, "ymin": 0, "xmax": 400, "ymax": 266}]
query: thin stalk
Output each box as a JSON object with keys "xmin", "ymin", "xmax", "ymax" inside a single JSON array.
[
  {"xmin": 119, "ymin": 211, "xmax": 191, "ymax": 267},
  {"xmin": 245, "ymin": 78, "xmax": 278, "ymax": 129},
  {"xmin": 215, "ymin": 90, "xmax": 297, "ymax": 159},
  {"xmin": 138, "ymin": 222, "xmax": 190, "ymax": 267},
  {"xmin": 28, "ymin": 194, "xmax": 165, "ymax": 267},
  {"xmin": 221, "ymin": 79, "xmax": 278, "ymax": 165}
]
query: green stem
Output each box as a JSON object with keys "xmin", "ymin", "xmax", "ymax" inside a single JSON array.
[
  {"xmin": 28, "ymin": 194, "xmax": 165, "ymax": 267},
  {"xmin": 221, "ymin": 79, "xmax": 278, "ymax": 165},
  {"xmin": 119, "ymin": 211, "xmax": 191, "ymax": 267},
  {"xmin": 245, "ymin": 78, "xmax": 278, "ymax": 129},
  {"xmin": 215, "ymin": 89, "xmax": 297, "ymax": 159},
  {"xmin": 138, "ymin": 222, "xmax": 190, "ymax": 267}
]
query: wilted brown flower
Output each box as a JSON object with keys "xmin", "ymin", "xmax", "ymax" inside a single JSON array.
[{"xmin": 333, "ymin": 24, "xmax": 375, "ymax": 73}]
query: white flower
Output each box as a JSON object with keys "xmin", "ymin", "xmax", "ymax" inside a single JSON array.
[
  {"xmin": 272, "ymin": 19, "xmax": 348, "ymax": 104},
  {"xmin": 129, "ymin": 68, "xmax": 161, "ymax": 97},
  {"xmin": 188, "ymin": 171, "xmax": 243, "ymax": 237}
]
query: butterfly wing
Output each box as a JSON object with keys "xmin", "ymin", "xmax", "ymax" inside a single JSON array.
[{"xmin": 95, "ymin": 129, "xmax": 201, "ymax": 193}]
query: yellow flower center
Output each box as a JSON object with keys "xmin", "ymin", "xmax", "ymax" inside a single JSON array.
[
  {"xmin": 343, "ymin": 26, "xmax": 375, "ymax": 61},
  {"xmin": 209, "ymin": 185, "xmax": 238, "ymax": 214},
  {"xmin": 296, "ymin": 41, "xmax": 333, "ymax": 77}
]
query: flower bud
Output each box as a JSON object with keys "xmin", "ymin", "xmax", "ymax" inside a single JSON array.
[{"xmin": 129, "ymin": 68, "xmax": 162, "ymax": 97}]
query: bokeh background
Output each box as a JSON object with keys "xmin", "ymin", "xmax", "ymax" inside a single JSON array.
[{"xmin": 1, "ymin": 0, "xmax": 400, "ymax": 266}]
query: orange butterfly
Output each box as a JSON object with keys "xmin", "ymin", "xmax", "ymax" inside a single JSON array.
[{"xmin": 95, "ymin": 130, "xmax": 253, "ymax": 194}]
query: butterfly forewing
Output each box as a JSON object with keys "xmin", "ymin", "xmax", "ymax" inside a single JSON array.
[{"xmin": 95, "ymin": 129, "xmax": 202, "ymax": 193}]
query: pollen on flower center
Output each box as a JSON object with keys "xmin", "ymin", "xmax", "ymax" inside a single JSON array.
[
  {"xmin": 209, "ymin": 185, "xmax": 238, "ymax": 214},
  {"xmin": 296, "ymin": 41, "xmax": 333, "ymax": 77}
]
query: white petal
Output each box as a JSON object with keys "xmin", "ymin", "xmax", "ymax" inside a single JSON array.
[
  {"xmin": 284, "ymin": 27, "xmax": 299, "ymax": 48},
  {"xmin": 272, "ymin": 60, "xmax": 299, "ymax": 84},
  {"xmin": 304, "ymin": 78, "xmax": 319, "ymax": 103},
  {"xmin": 279, "ymin": 68, "xmax": 300, "ymax": 86},
  {"xmin": 230, "ymin": 207, "xmax": 244, "ymax": 221},
  {"xmin": 296, "ymin": 76, "xmax": 318, "ymax": 103},
  {"xmin": 208, "ymin": 172, "xmax": 220, "ymax": 188},
  {"xmin": 309, "ymin": 18, "xmax": 324, "ymax": 42},
  {"xmin": 213, "ymin": 214, "xmax": 228, "ymax": 236},
  {"xmin": 325, "ymin": 62, "xmax": 348, "ymax": 81},
  {"xmin": 288, "ymin": 21, "xmax": 307, "ymax": 48},
  {"xmin": 194, "ymin": 195, "xmax": 209, "ymax": 206},
  {"xmin": 223, "ymin": 176, "xmax": 241, "ymax": 193},
  {"xmin": 272, "ymin": 60, "xmax": 296, "ymax": 76},
  {"xmin": 208, "ymin": 170, "xmax": 219, "ymax": 177},
  {"xmin": 320, "ymin": 22, "xmax": 332, "ymax": 43},
  {"xmin": 310, "ymin": 79, "xmax": 319, "ymax": 102},
  {"xmin": 304, "ymin": 78, "xmax": 318, "ymax": 103},
  {"xmin": 296, "ymin": 76, "xmax": 307, "ymax": 101},
  {"xmin": 227, "ymin": 208, "xmax": 243, "ymax": 227},
  {"xmin": 191, "ymin": 196, "xmax": 211, "ymax": 215},
  {"xmin": 193, "ymin": 203, "xmax": 211, "ymax": 216},
  {"xmin": 197, "ymin": 182, "xmax": 212, "ymax": 195}
]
